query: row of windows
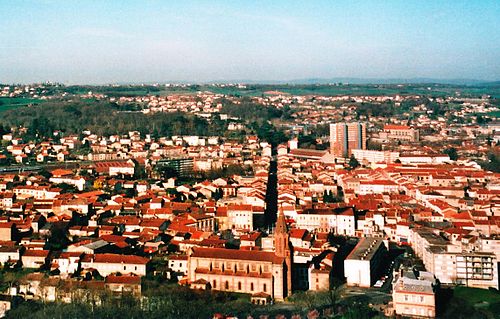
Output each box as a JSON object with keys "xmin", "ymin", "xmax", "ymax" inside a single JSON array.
[
  {"xmin": 389, "ymin": 130, "xmax": 413, "ymax": 136},
  {"xmin": 209, "ymin": 262, "xmax": 269, "ymax": 274},
  {"xmin": 123, "ymin": 266, "xmax": 138, "ymax": 271},
  {"xmin": 404, "ymin": 294, "xmax": 425, "ymax": 303},
  {"xmin": 213, "ymin": 280, "xmax": 267, "ymax": 292}
]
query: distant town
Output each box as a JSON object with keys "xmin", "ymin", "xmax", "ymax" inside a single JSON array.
[{"xmin": 0, "ymin": 82, "xmax": 498, "ymax": 318}]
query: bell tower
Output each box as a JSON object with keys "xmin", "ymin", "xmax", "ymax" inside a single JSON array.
[{"xmin": 274, "ymin": 207, "xmax": 292, "ymax": 297}]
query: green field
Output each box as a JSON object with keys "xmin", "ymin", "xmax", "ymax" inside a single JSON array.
[
  {"xmin": 448, "ymin": 286, "xmax": 500, "ymax": 318},
  {"xmin": 171, "ymin": 84, "xmax": 500, "ymax": 98},
  {"xmin": 0, "ymin": 97, "xmax": 43, "ymax": 112},
  {"xmin": 487, "ymin": 110, "xmax": 500, "ymax": 118},
  {"xmin": 454, "ymin": 286, "xmax": 500, "ymax": 305}
]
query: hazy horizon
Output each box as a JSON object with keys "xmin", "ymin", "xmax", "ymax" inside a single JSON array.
[{"xmin": 1, "ymin": 1, "xmax": 499, "ymax": 84}]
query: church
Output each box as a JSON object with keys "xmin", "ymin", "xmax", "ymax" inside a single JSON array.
[{"xmin": 186, "ymin": 209, "xmax": 292, "ymax": 301}]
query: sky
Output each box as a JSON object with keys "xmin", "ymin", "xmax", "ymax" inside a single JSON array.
[{"xmin": 0, "ymin": 0, "xmax": 499, "ymax": 84}]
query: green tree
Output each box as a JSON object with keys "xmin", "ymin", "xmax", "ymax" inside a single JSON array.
[
  {"xmin": 443, "ymin": 147, "xmax": 458, "ymax": 161},
  {"xmin": 212, "ymin": 188, "xmax": 223, "ymax": 201},
  {"xmin": 348, "ymin": 155, "xmax": 360, "ymax": 170}
]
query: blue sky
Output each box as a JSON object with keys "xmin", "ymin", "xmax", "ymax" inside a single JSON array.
[{"xmin": 0, "ymin": 0, "xmax": 499, "ymax": 84}]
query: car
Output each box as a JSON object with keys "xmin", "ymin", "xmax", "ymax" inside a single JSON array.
[{"xmin": 374, "ymin": 280, "xmax": 384, "ymax": 288}]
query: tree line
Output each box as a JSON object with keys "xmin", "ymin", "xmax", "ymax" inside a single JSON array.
[{"xmin": 0, "ymin": 99, "xmax": 228, "ymax": 140}]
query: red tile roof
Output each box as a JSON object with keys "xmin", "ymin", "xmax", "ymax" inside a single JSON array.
[{"xmin": 191, "ymin": 247, "xmax": 284, "ymax": 264}]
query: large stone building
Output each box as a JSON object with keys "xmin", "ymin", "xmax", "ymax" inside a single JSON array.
[
  {"xmin": 186, "ymin": 210, "xmax": 292, "ymax": 301},
  {"xmin": 381, "ymin": 124, "xmax": 419, "ymax": 142}
]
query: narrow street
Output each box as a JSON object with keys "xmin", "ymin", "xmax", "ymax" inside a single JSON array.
[{"xmin": 263, "ymin": 157, "xmax": 278, "ymax": 228}]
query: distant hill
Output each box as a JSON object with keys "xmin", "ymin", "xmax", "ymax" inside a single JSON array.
[
  {"xmin": 478, "ymin": 81, "xmax": 500, "ymax": 87},
  {"xmin": 175, "ymin": 77, "xmax": 499, "ymax": 86},
  {"xmin": 276, "ymin": 77, "xmax": 499, "ymax": 86}
]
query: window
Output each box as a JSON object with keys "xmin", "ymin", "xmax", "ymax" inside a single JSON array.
[
  {"xmin": 124, "ymin": 266, "xmax": 126, "ymax": 271},
  {"xmin": 250, "ymin": 283, "xmax": 254, "ymax": 291},
  {"xmin": 213, "ymin": 280, "xmax": 216, "ymax": 289},
  {"xmin": 225, "ymin": 281, "xmax": 229, "ymax": 290},
  {"xmin": 238, "ymin": 282, "xmax": 242, "ymax": 290},
  {"xmin": 263, "ymin": 284, "xmax": 267, "ymax": 292}
]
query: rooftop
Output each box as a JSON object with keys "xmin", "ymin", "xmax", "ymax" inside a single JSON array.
[{"xmin": 346, "ymin": 237, "xmax": 384, "ymax": 261}]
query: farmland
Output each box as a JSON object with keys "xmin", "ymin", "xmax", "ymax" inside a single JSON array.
[{"xmin": 0, "ymin": 97, "xmax": 43, "ymax": 113}]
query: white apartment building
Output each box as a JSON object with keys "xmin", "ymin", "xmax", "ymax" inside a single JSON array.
[
  {"xmin": 410, "ymin": 228, "xmax": 499, "ymax": 289},
  {"xmin": 352, "ymin": 149, "xmax": 400, "ymax": 164},
  {"xmin": 344, "ymin": 237, "xmax": 386, "ymax": 287},
  {"xmin": 13, "ymin": 186, "xmax": 60, "ymax": 199},
  {"xmin": 227, "ymin": 204, "xmax": 254, "ymax": 230},
  {"xmin": 295, "ymin": 207, "xmax": 356, "ymax": 236},
  {"xmin": 358, "ymin": 180, "xmax": 399, "ymax": 195},
  {"xmin": 81, "ymin": 253, "xmax": 149, "ymax": 277}
]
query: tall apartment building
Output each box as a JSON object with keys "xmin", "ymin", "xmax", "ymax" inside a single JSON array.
[
  {"xmin": 330, "ymin": 122, "xmax": 366, "ymax": 157},
  {"xmin": 156, "ymin": 157, "xmax": 194, "ymax": 177}
]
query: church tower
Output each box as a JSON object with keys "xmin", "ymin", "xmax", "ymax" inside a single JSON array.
[{"xmin": 274, "ymin": 207, "xmax": 292, "ymax": 297}]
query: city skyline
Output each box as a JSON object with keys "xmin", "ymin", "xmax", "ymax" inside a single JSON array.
[
  {"xmin": 0, "ymin": 1, "xmax": 499, "ymax": 317},
  {"xmin": 1, "ymin": 0, "xmax": 499, "ymax": 84}
]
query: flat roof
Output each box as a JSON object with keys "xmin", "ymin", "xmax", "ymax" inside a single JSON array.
[
  {"xmin": 415, "ymin": 228, "xmax": 448, "ymax": 246},
  {"xmin": 346, "ymin": 237, "xmax": 384, "ymax": 261}
]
